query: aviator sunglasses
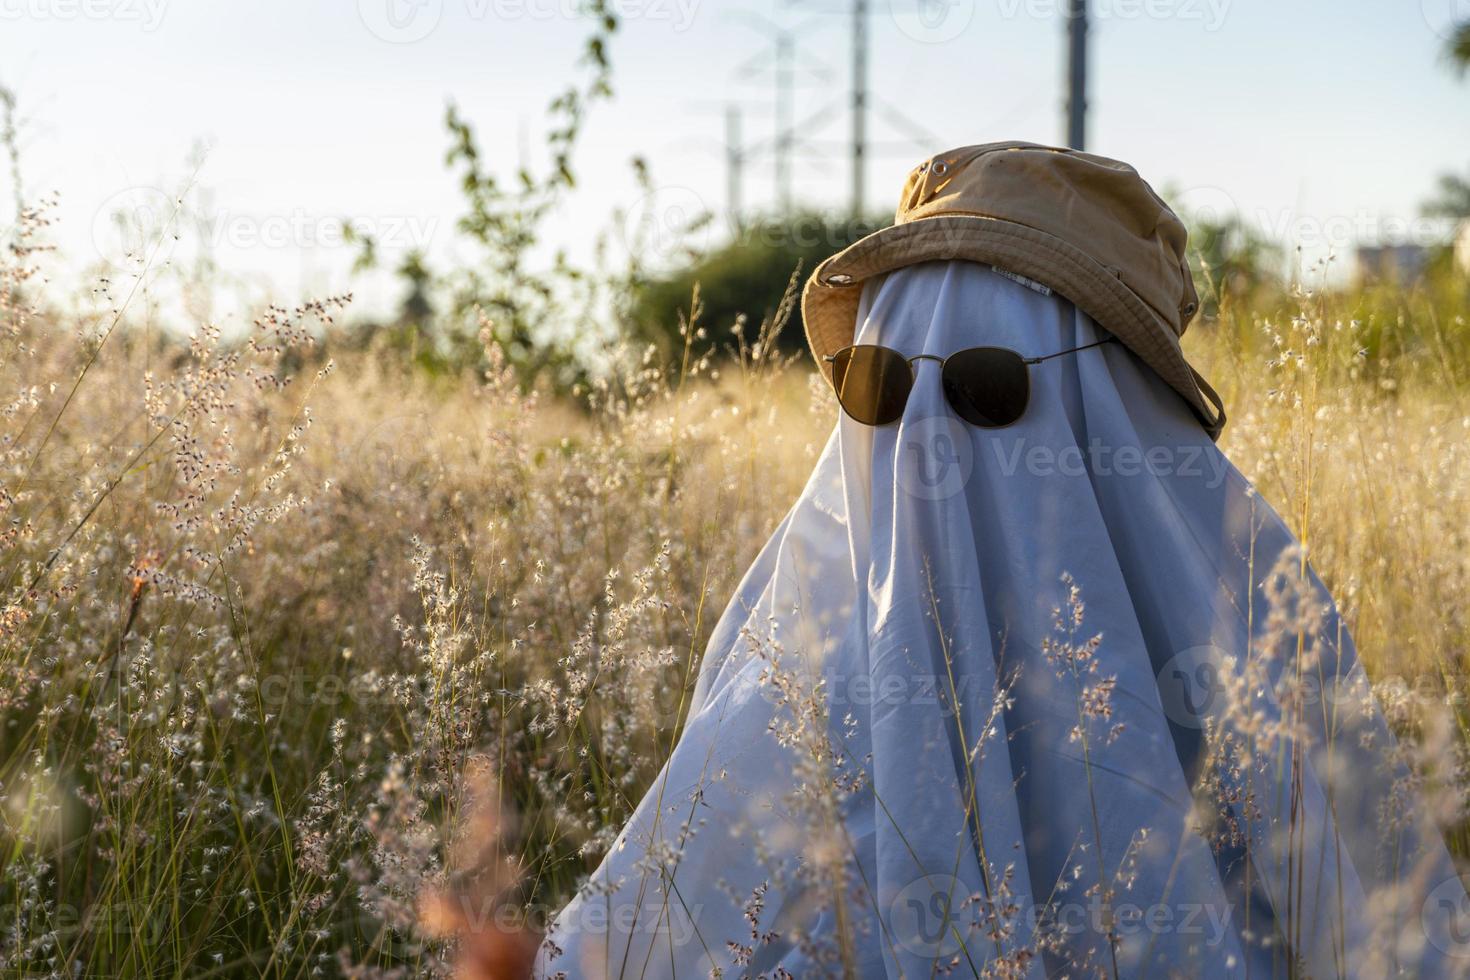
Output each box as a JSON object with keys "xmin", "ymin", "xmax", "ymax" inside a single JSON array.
[{"xmin": 824, "ymin": 336, "xmax": 1116, "ymax": 427}]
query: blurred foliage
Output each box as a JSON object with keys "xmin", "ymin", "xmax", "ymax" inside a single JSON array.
[
  {"xmin": 1334, "ymin": 263, "xmax": 1470, "ymax": 386},
  {"xmin": 1423, "ymin": 167, "xmax": 1470, "ymax": 222},
  {"xmin": 347, "ymin": 1, "xmax": 621, "ymax": 388},
  {"xmin": 627, "ymin": 211, "xmax": 886, "ymax": 363},
  {"xmin": 1186, "ymin": 214, "xmax": 1286, "ymax": 318},
  {"xmin": 1159, "ymin": 187, "xmax": 1288, "ymax": 320},
  {"xmin": 1448, "ymin": 19, "xmax": 1470, "ymax": 75},
  {"xmin": 333, "ymin": 2, "xmax": 1470, "ymax": 396}
]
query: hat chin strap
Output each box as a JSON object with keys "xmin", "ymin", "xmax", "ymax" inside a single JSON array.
[{"xmin": 1191, "ymin": 367, "xmax": 1227, "ymax": 440}]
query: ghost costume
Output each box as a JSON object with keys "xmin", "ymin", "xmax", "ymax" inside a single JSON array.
[{"xmin": 537, "ymin": 263, "xmax": 1468, "ymax": 979}]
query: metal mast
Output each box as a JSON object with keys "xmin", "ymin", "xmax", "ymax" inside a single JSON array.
[
  {"xmin": 851, "ymin": 0, "xmax": 868, "ymax": 217},
  {"xmin": 725, "ymin": 105, "xmax": 744, "ymax": 229},
  {"xmin": 1065, "ymin": 0, "xmax": 1089, "ymax": 150}
]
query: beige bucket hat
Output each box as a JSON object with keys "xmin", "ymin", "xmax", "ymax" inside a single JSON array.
[{"xmin": 802, "ymin": 140, "xmax": 1227, "ymax": 439}]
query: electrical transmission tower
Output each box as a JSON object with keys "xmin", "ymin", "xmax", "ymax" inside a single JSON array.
[
  {"xmin": 728, "ymin": 12, "xmax": 838, "ymax": 217},
  {"xmin": 772, "ymin": 0, "xmax": 942, "ymax": 219},
  {"xmin": 721, "ymin": 0, "xmax": 1096, "ymax": 217}
]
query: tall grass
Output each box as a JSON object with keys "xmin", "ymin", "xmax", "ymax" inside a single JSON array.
[{"xmin": 1, "ymin": 209, "xmax": 1468, "ymax": 977}]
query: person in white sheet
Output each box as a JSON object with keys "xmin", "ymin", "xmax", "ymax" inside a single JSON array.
[{"xmin": 536, "ymin": 146, "xmax": 1469, "ymax": 979}]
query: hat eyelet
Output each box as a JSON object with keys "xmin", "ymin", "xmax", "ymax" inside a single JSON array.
[
  {"xmin": 825, "ymin": 273, "xmax": 854, "ymax": 286},
  {"xmin": 931, "ymin": 160, "xmax": 949, "ymax": 177},
  {"xmin": 1182, "ymin": 302, "xmax": 1198, "ymax": 317}
]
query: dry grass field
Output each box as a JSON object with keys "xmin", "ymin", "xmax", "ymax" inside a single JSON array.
[{"xmin": 2, "ymin": 204, "xmax": 1469, "ymax": 977}]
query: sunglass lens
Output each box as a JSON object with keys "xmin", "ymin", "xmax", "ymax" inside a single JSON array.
[
  {"xmin": 941, "ymin": 347, "xmax": 1030, "ymax": 427},
  {"xmin": 830, "ymin": 346, "xmax": 912, "ymax": 425}
]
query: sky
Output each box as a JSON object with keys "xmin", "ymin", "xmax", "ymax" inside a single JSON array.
[{"xmin": 0, "ymin": 0, "xmax": 1467, "ymax": 325}]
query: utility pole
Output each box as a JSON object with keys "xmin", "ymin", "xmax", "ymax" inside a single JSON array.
[
  {"xmin": 725, "ymin": 105, "xmax": 744, "ymax": 230},
  {"xmin": 851, "ymin": 0, "xmax": 868, "ymax": 218},
  {"xmin": 775, "ymin": 33, "xmax": 794, "ymax": 214},
  {"xmin": 1065, "ymin": 0, "xmax": 1088, "ymax": 150}
]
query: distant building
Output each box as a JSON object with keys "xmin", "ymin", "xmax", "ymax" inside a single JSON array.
[
  {"xmin": 1456, "ymin": 220, "xmax": 1470, "ymax": 278},
  {"xmin": 1356, "ymin": 243, "xmax": 1429, "ymax": 283}
]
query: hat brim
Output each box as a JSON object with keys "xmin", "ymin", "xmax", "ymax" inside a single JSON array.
[{"xmin": 801, "ymin": 214, "xmax": 1226, "ymax": 440}]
